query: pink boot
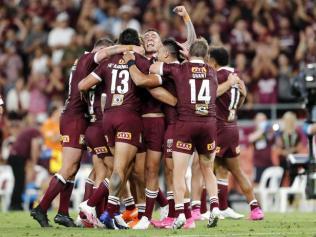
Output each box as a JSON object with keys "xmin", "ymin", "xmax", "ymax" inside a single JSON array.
[
  {"xmin": 183, "ymin": 217, "xmax": 196, "ymax": 229},
  {"xmin": 152, "ymin": 217, "xmax": 175, "ymax": 228},
  {"xmin": 250, "ymin": 207, "xmax": 264, "ymax": 220}
]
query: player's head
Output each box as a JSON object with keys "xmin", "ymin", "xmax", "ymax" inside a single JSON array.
[
  {"xmin": 158, "ymin": 38, "xmax": 182, "ymax": 63},
  {"xmin": 142, "ymin": 28, "xmax": 162, "ymax": 54},
  {"xmin": 189, "ymin": 38, "xmax": 208, "ymax": 59},
  {"xmin": 93, "ymin": 38, "xmax": 114, "ymax": 51},
  {"xmin": 208, "ymin": 46, "xmax": 229, "ymax": 68},
  {"xmin": 118, "ymin": 28, "xmax": 141, "ymax": 46}
]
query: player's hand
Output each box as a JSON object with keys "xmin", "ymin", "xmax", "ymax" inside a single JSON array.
[
  {"xmin": 238, "ymin": 79, "xmax": 247, "ymax": 97},
  {"xmin": 123, "ymin": 51, "xmax": 135, "ymax": 63},
  {"xmin": 228, "ymin": 73, "xmax": 239, "ymax": 86},
  {"xmin": 173, "ymin": 6, "xmax": 188, "ymax": 17},
  {"xmin": 177, "ymin": 42, "xmax": 189, "ymax": 59},
  {"xmin": 133, "ymin": 45, "xmax": 145, "ymax": 55}
]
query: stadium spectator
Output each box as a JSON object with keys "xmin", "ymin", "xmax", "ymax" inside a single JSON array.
[
  {"xmin": 248, "ymin": 113, "xmax": 274, "ymax": 184},
  {"xmin": 5, "ymin": 78, "xmax": 29, "ymax": 115}
]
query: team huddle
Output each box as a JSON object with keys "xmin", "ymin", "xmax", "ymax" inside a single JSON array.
[{"xmin": 30, "ymin": 6, "xmax": 264, "ymax": 230}]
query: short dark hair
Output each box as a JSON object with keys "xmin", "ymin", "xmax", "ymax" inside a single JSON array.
[
  {"xmin": 94, "ymin": 38, "xmax": 114, "ymax": 48},
  {"xmin": 118, "ymin": 28, "xmax": 140, "ymax": 46},
  {"xmin": 209, "ymin": 46, "xmax": 229, "ymax": 66},
  {"xmin": 143, "ymin": 28, "xmax": 160, "ymax": 35},
  {"xmin": 162, "ymin": 38, "xmax": 182, "ymax": 62},
  {"xmin": 189, "ymin": 38, "xmax": 208, "ymax": 58}
]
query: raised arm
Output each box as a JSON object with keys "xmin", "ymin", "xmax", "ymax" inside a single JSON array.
[
  {"xmin": 95, "ymin": 45, "xmax": 144, "ymax": 63},
  {"xmin": 123, "ymin": 52, "xmax": 162, "ymax": 88},
  {"xmin": 149, "ymin": 87, "xmax": 177, "ymax": 106},
  {"xmin": 173, "ymin": 6, "xmax": 196, "ymax": 49}
]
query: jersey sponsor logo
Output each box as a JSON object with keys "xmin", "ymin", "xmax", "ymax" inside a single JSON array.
[
  {"xmin": 167, "ymin": 139, "xmax": 173, "ymax": 148},
  {"xmin": 79, "ymin": 135, "xmax": 85, "ymax": 145},
  {"xmin": 94, "ymin": 146, "xmax": 108, "ymax": 154},
  {"xmin": 61, "ymin": 135, "xmax": 70, "ymax": 143},
  {"xmin": 195, "ymin": 104, "xmax": 209, "ymax": 115},
  {"xmin": 117, "ymin": 132, "xmax": 132, "ymax": 140},
  {"xmin": 192, "ymin": 67, "xmax": 206, "ymax": 73},
  {"xmin": 111, "ymin": 94, "xmax": 124, "ymax": 106},
  {"xmin": 215, "ymin": 146, "xmax": 221, "ymax": 154},
  {"xmin": 176, "ymin": 141, "xmax": 192, "ymax": 151},
  {"xmin": 235, "ymin": 145, "xmax": 241, "ymax": 154},
  {"xmin": 207, "ymin": 141, "xmax": 216, "ymax": 151}
]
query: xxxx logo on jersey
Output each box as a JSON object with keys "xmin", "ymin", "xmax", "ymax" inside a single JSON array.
[
  {"xmin": 95, "ymin": 146, "xmax": 108, "ymax": 154},
  {"xmin": 117, "ymin": 132, "xmax": 132, "ymax": 140},
  {"xmin": 61, "ymin": 135, "xmax": 70, "ymax": 143},
  {"xmin": 176, "ymin": 141, "xmax": 192, "ymax": 151},
  {"xmin": 192, "ymin": 67, "xmax": 206, "ymax": 73},
  {"xmin": 207, "ymin": 141, "xmax": 216, "ymax": 151},
  {"xmin": 79, "ymin": 135, "xmax": 85, "ymax": 145}
]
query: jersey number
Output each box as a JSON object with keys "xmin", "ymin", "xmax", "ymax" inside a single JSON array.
[
  {"xmin": 228, "ymin": 86, "xmax": 240, "ymax": 121},
  {"xmin": 189, "ymin": 79, "xmax": 211, "ymax": 103},
  {"xmin": 111, "ymin": 69, "xmax": 129, "ymax": 94}
]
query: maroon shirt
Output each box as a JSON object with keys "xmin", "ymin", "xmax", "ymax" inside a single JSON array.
[
  {"xmin": 11, "ymin": 128, "xmax": 42, "ymax": 159},
  {"xmin": 163, "ymin": 77, "xmax": 178, "ymax": 125},
  {"xmin": 141, "ymin": 57, "xmax": 163, "ymax": 114},
  {"xmin": 161, "ymin": 60, "xmax": 218, "ymax": 122},
  {"xmin": 216, "ymin": 67, "xmax": 241, "ymax": 126},
  {"xmin": 87, "ymin": 84, "xmax": 103, "ymax": 122},
  {"xmin": 63, "ymin": 52, "xmax": 98, "ymax": 115},
  {"xmin": 92, "ymin": 53, "xmax": 151, "ymax": 113}
]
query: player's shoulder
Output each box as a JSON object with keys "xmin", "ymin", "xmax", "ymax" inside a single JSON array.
[{"xmin": 217, "ymin": 66, "xmax": 235, "ymax": 74}]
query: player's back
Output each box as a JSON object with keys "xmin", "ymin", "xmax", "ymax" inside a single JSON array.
[
  {"xmin": 216, "ymin": 66, "xmax": 240, "ymax": 125},
  {"xmin": 94, "ymin": 53, "xmax": 150, "ymax": 114},
  {"xmin": 63, "ymin": 52, "xmax": 98, "ymax": 115},
  {"xmin": 164, "ymin": 60, "xmax": 217, "ymax": 121}
]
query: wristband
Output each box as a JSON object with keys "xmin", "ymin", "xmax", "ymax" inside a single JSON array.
[
  {"xmin": 127, "ymin": 60, "xmax": 136, "ymax": 68},
  {"xmin": 184, "ymin": 14, "xmax": 190, "ymax": 23}
]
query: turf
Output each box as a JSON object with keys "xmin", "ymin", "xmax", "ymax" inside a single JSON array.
[{"xmin": 0, "ymin": 212, "xmax": 315, "ymax": 237}]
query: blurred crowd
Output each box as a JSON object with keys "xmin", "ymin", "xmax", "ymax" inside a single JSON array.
[{"xmin": 0, "ymin": 0, "xmax": 313, "ymax": 210}]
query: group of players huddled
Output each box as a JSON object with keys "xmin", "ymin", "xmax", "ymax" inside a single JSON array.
[{"xmin": 30, "ymin": 6, "xmax": 264, "ymax": 230}]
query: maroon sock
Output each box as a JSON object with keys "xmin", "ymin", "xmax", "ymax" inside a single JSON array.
[
  {"xmin": 191, "ymin": 200, "xmax": 201, "ymax": 210},
  {"xmin": 218, "ymin": 180, "xmax": 228, "ymax": 211},
  {"xmin": 249, "ymin": 200, "xmax": 260, "ymax": 211},
  {"xmin": 144, "ymin": 189, "xmax": 158, "ymax": 220},
  {"xmin": 184, "ymin": 200, "xmax": 192, "ymax": 219},
  {"xmin": 200, "ymin": 188, "xmax": 207, "ymax": 214},
  {"xmin": 209, "ymin": 196, "xmax": 219, "ymax": 211},
  {"xmin": 87, "ymin": 179, "xmax": 109, "ymax": 207},
  {"xmin": 156, "ymin": 188, "xmax": 168, "ymax": 207},
  {"xmin": 174, "ymin": 204, "xmax": 184, "ymax": 218},
  {"xmin": 123, "ymin": 196, "xmax": 136, "ymax": 211},
  {"xmin": 107, "ymin": 196, "xmax": 120, "ymax": 218},
  {"xmin": 39, "ymin": 175, "xmax": 66, "ymax": 212},
  {"xmin": 167, "ymin": 191, "xmax": 175, "ymax": 218},
  {"xmin": 58, "ymin": 181, "xmax": 74, "ymax": 215},
  {"xmin": 83, "ymin": 179, "xmax": 95, "ymax": 201},
  {"xmin": 136, "ymin": 203, "xmax": 145, "ymax": 219},
  {"xmin": 96, "ymin": 197, "xmax": 105, "ymax": 217}
]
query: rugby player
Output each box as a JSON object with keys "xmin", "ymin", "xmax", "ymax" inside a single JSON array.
[
  {"xmin": 124, "ymin": 38, "xmax": 221, "ymax": 229},
  {"xmin": 208, "ymin": 46, "xmax": 264, "ymax": 221},
  {"xmin": 133, "ymin": 5, "xmax": 196, "ymax": 229},
  {"xmin": 78, "ymin": 28, "xmax": 177, "ymax": 229},
  {"xmin": 30, "ymin": 38, "xmax": 144, "ymax": 228}
]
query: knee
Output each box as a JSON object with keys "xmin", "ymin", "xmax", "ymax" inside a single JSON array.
[{"xmin": 146, "ymin": 163, "xmax": 159, "ymax": 177}]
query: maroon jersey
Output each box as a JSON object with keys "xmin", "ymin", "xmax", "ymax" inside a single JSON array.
[
  {"xmin": 161, "ymin": 60, "xmax": 217, "ymax": 121},
  {"xmin": 63, "ymin": 52, "xmax": 98, "ymax": 115},
  {"xmin": 10, "ymin": 128, "xmax": 42, "ymax": 159},
  {"xmin": 163, "ymin": 77, "xmax": 178, "ymax": 125},
  {"xmin": 87, "ymin": 84, "xmax": 104, "ymax": 122},
  {"xmin": 141, "ymin": 57, "xmax": 162, "ymax": 114},
  {"xmin": 216, "ymin": 66, "xmax": 241, "ymax": 125},
  {"xmin": 92, "ymin": 53, "xmax": 151, "ymax": 113}
]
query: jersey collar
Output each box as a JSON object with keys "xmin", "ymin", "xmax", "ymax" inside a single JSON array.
[{"xmin": 190, "ymin": 59, "xmax": 205, "ymax": 64}]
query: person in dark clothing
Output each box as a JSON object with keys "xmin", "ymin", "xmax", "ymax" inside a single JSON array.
[{"xmin": 8, "ymin": 123, "xmax": 42, "ymax": 210}]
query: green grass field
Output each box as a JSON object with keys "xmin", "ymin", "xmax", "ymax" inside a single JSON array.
[{"xmin": 0, "ymin": 212, "xmax": 315, "ymax": 237}]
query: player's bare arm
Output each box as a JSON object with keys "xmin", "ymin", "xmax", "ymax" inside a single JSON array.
[
  {"xmin": 149, "ymin": 62, "xmax": 164, "ymax": 75},
  {"xmin": 149, "ymin": 87, "xmax": 177, "ymax": 106},
  {"xmin": 174, "ymin": 6, "xmax": 196, "ymax": 49},
  {"xmin": 123, "ymin": 52, "xmax": 162, "ymax": 88},
  {"xmin": 95, "ymin": 45, "xmax": 144, "ymax": 63},
  {"xmin": 78, "ymin": 74, "xmax": 100, "ymax": 92},
  {"xmin": 217, "ymin": 73, "xmax": 239, "ymax": 97},
  {"xmin": 237, "ymin": 79, "xmax": 247, "ymax": 108}
]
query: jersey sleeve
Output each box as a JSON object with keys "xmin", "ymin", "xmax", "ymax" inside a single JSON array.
[
  {"xmin": 161, "ymin": 63, "xmax": 180, "ymax": 82},
  {"xmin": 91, "ymin": 61, "xmax": 106, "ymax": 82}
]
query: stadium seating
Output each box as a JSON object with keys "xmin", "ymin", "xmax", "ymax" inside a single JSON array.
[
  {"xmin": 254, "ymin": 167, "xmax": 284, "ymax": 211},
  {"xmin": 0, "ymin": 165, "xmax": 14, "ymax": 212}
]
